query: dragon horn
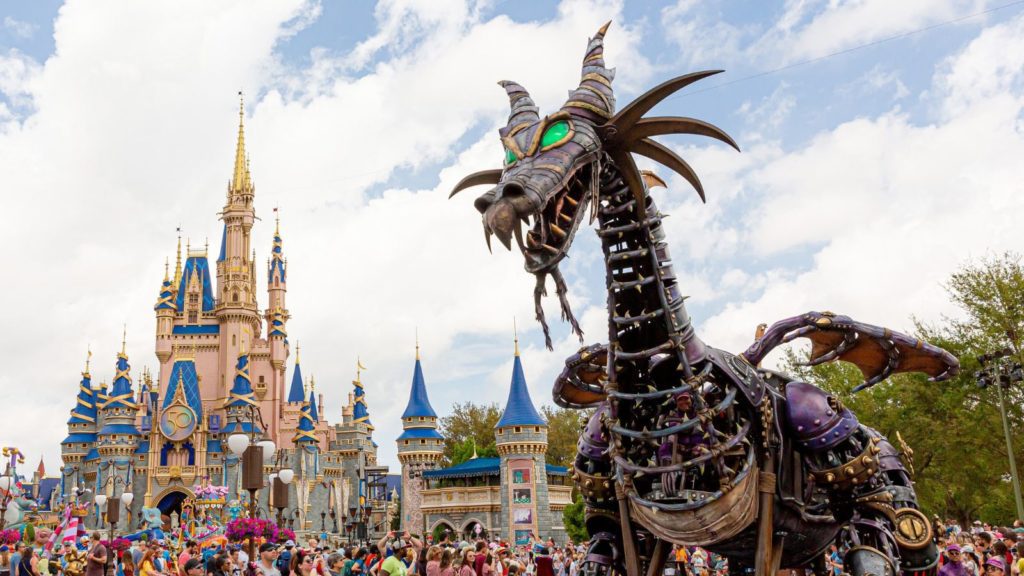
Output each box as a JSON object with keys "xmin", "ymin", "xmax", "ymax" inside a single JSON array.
[
  {"xmin": 498, "ymin": 80, "xmax": 540, "ymax": 130},
  {"xmin": 562, "ymin": 21, "xmax": 616, "ymax": 121}
]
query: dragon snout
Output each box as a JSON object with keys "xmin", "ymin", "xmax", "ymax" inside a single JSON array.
[{"xmin": 484, "ymin": 200, "xmax": 518, "ymax": 251}]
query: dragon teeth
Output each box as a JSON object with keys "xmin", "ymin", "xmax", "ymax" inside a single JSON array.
[{"xmin": 550, "ymin": 224, "xmax": 567, "ymax": 238}]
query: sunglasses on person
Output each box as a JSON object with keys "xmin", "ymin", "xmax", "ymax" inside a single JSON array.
[
  {"xmin": 949, "ymin": 551, "xmax": 961, "ymax": 556},
  {"xmin": 986, "ymin": 567, "xmax": 1002, "ymax": 573},
  {"xmin": 303, "ymin": 558, "xmax": 314, "ymax": 564}
]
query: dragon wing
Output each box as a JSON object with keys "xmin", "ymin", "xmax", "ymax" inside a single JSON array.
[{"xmin": 742, "ymin": 311, "xmax": 959, "ymax": 392}]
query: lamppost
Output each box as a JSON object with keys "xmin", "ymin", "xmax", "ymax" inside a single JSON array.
[
  {"xmin": 976, "ymin": 347, "xmax": 1024, "ymax": 520},
  {"xmin": 227, "ymin": 405, "xmax": 277, "ymax": 563},
  {"xmin": 268, "ymin": 461, "xmax": 294, "ymax": 528},
  {"xmin": 330, "ymin": 510, "xmax": 338, "ymax": 534},
  {"xmin": 94, "ymin": 477, "xmax": 133, "ymax": 576}
]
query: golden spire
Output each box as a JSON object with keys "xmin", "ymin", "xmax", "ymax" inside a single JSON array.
[
  {"xmin": 121, "ymin": 324, "xmax": 127, "ymax": 356},
  {"xmin": 84, "ymin": 345, "xmax": 92, "ymax": 377},
  {"xmin": 513, "ymin": 317, "xmax": 520, "ymax": 357},
  {"xmin": 173, "ymin": 230, "xmax": 183, "ymax": 286},
  {"xmin": 163, "ymin": 257, "xmax": 169, "ymax": 282},
  {"xmin": 231, "ymin": 91, "xmax": 249, "ymax": 195},
  {"xmin": 295, "ymin": 341, "xmax": 301, "ymax": 365},
  {"xmin": 415, "ymin": 328, "xmax": 420, "ymax": 360},
  {"xmin": 275, "ymin": 206, "xmax": 280, "ymax": 235},
  {"xmin": 311, "ymin": 374, "xmax": 316, "ymax": 392}
]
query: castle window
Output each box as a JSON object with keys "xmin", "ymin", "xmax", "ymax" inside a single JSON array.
[
  {"xmin": 514, "ymin": 427, "xmax": 522, "ymax": 433},
  {"xmin": 189, "ymin": 294, "xmax": 199, "ymax": 305},
  {"xmin": 535, "ymin": 427, "xmax": 540, "ymax": 433},
  {"xmin": 188, "ymin": 311, "xmax": 198, "ymax": 323},
  {"xmin": 420, "ymin": 440, "xmax": 425, "ymax": 445},
  {"xmin": 258, "ymin": 375, "xmax": 265, "ymax": 384},
  {"xmin": 274, "ymin": 278, "xmax": 279, "ymax": 287},
  {"xmin": 232, "ymin": 291, "xmax": 239, "ymax": 303}
]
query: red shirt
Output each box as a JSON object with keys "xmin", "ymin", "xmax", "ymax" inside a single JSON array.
[{"xmin": 535, "ymin": 557, "xmax": 554, "ymax": 576}]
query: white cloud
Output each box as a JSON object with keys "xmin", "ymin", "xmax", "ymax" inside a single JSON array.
[{"xmin": 3, "ymin": 16, "xmax": 36, "ymax": 39}]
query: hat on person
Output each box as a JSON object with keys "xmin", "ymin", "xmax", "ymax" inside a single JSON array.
[
  {"xmin": 962, "ymin": 544, "xmax": 975, "ymax": 554},
  {"xmin": 987, "ymin": 557, "xmax": 1005, "ymax": 571},
  {"xmin": 285, "ymin": 540, "xmax": 295, "ymax": 548},
  {"xmin": 947, "ymin": 544, "xmax": 961, "ymax": 553},
  {"xmin": 259, "ymin": 543, "xmax": 278, "ymax": 553},
  {"xmin": 184, "ymin": 559, "xmax": 203, "ymax": 573}
]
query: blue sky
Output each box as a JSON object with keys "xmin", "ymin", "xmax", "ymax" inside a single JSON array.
[{"xmin": 2, "ymin": 0, "xmax": 1024, "ymax": 473}]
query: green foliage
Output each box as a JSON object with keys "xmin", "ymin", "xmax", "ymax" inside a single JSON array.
[
  {"xmin": 439, "ymin": 402, "xmax": 502, "ymax": 467},
  {"xmin": 450, "ymin": 438, "xmax": 499, "ymax": 467},
  {"xmin": 779, "ymin": 252, "xmax": 1024, "ymax": 524},
  {"xmin": 541, "ymin": 406, "xmax": 591, "ymax": 468},
  {"xmin": 562, "ymin": 494, "xmax": 588, "ymax": 543},
  {"xmin": 23, "ymin": 524, "xmax": 33, "ymax": 543}
]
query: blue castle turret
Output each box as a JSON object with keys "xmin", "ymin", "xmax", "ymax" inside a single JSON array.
[
  {"xmin": 495, "ymin": 335, "xmax": 558, "ymax": 545},
  {"xmin": 61, "ymin": 352, "xmax": 99, "ymax": 490},
  {"xmin": 97, "ymin": 341, "xmax": 140, "ymax": 441},
  {"xmin": 287, "ymin": 344, "xmax": 305, "ymax": 403},
  {"xmin": 308, "ymin": 376, "xmax": 320, "ymax": 422},
  {"xmin": 223, "ymin": 347, "xmax": 259, "ymax": 435},
  {"xmin": 396, "ymin": 343, "xmax": 444, "ymax": 532}
]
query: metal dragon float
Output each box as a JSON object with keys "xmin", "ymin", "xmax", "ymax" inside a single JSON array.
[{"xmin": 450, "ymin": 23, "xmax": 959, "ymax": 576}]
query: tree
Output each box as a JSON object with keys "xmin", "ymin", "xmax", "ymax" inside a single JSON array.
[
  {"xmin": 562, "ymin": 494, "xmax": 588, "ymax": 543},
  {"xmin": 438, "ymin": 402, "xmax": 502, "ymax": 466},
  {"xmin": 541, "ymin": 406, "xmax": 591, "ymax": 468},
  {"xmin": 779, "ymin": 253, "xmax": 1024, "ymax": 525},
  {"xmin": 450, "ymin": 438, "xmax": 499, "ymax": 467}
]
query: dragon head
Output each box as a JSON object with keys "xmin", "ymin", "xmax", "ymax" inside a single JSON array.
[{"xmin": 451, "ymin": 23, "xmax": 739, "ymax": 347}]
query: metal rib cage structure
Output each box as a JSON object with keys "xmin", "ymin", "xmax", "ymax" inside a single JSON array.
[{"xmin": 596, "ymin": 163, "xmax": 754, "ymax": 511}]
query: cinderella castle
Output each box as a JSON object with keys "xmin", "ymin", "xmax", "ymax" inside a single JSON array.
[{"xmin": 58, "ymin": 97, "xmax": 390, "ymax": 537}]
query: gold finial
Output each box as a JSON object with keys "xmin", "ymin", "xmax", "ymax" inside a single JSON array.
[
  {"xmin": 415, "ymin": 328, "xmax": 420, "ymax": 360},
  {"xmin": 274, "ymin": 206, "xmax": 280, "ymax": 235},
  {"xmin": 121, "ymin": 324, "xmax": 127, "ymax": 356},
  {"xmin": 514, "ymin": 317, "xmax": 520, "ymax": 357},
  {"xmin": 304, "ymin": 376, "xmax": 310, "ymax": 397},
  {"xmin": 295, "ymin": 341, "xmax": 301, "ymax": 365},
  {"xmin": 204, "ymin": 237, "xmax": 208, "ymax": 252},
  {"xmin": 240, "ymin": 326, "xmax": 251, "ymax": 356},
  {"xmin": 356, "ymin": 356, "xmax": 367, "ymax": 382},
  {"xmin": 84, "ymin": 345, "xmax": 92, "ymax": 376},
  {"xmin": 311, "ymin": 374, "xmax": 316, "ymax": 393},
  {"xmin": 163, "ymin": 258, "xmax": 169, "ymax": 282}
]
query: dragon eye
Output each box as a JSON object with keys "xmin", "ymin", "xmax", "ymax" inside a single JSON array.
[
  {"xmin": 505, "ymin": 148, "xmax": 517, "ymax": 165},
  {"xmin": 540, "ymin": 121, "xmax": 570, "ymax": 148}
]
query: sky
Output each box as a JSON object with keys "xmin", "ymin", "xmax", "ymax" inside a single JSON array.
[{"xmin": 2, "ymin": 0, "xmax": 1024, "ymax": 475}]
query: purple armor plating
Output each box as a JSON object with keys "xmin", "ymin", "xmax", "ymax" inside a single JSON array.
[
  {"xmin": 578, "ymin": 403, "xmax": 611, "ymax": 460},
  {"xmin": 784, "ymin": 381, "xmax": 859, "ymax": 451}
]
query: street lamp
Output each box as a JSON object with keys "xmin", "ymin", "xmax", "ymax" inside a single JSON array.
[
  {"xmin": 95, "ymin": 477, "xmax": 131, "ymax": 576},
  {"xmin": 271, "ymin": 472, "xmax": 294, "ymax": 527},
  {"xmin": 977, "ymin": 347, "xmax": 1024, "ymax": 520}
]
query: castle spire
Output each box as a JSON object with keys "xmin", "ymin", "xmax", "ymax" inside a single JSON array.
[
  {"xmin": 308, "ymin": 378, "xmax": 319, "ymax": 423},
  {"xmin": 401, "ymin": 343, "xmax": 437, "ymax": 419},
  {"xmin": 230, "ymin": 91, "xmax": 250, "ymax": 195},
  {"xmin": 287, "ymin": 343, "xmax": 305, "ymax": 403},
  {"xmin": 352, "ymin": 358, "xmax": 373, "ymax": 430},
  {"xmin": 293, "ymin": 396, "xmax": 317, "ymax": 444},
  {"xmin": 495, "ymin": 337, "xmax": 545, "ymax": 429},
  {"xmin": 225, "ymin": 345, "xmax": 255, "ymax": 408},
  {"xmin": 173, "ymin": 230, "xmax": 183, "ymax": 287}
]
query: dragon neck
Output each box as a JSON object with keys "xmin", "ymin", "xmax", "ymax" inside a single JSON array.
[{"xmin": 596, "ymin": 160, "xmax": 707, "ymax": 385}]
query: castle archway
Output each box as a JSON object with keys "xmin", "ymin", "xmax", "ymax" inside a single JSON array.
[{"xmin": 154, "ymin": 487, "xmax": 194, "ymax": 532}]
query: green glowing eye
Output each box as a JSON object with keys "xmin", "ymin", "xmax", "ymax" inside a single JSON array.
[
  {"xmin": 540, "ymin": 121, "xmax": 570, "ymax": 148},
  {"xmin": 505, "ymin": 148, "xmax": 517, "ymax": 165}
]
